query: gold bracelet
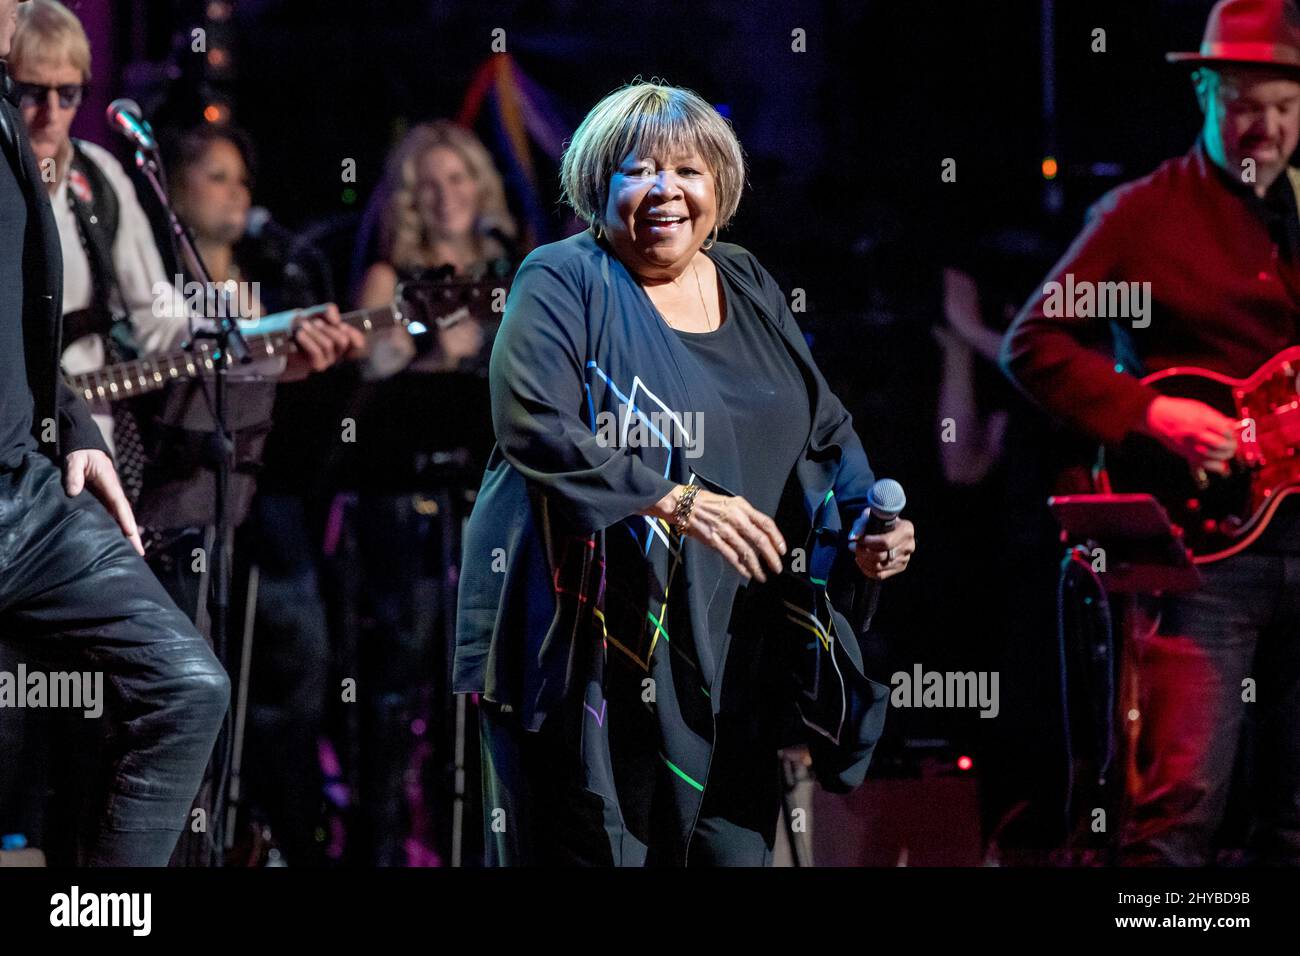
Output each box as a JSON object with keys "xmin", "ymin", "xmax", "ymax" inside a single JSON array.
[{"xmin": 672, "ymin": 483, "xmax": 701, "ymax": 537}]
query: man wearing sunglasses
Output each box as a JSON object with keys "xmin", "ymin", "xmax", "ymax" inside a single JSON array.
[
  {"xmin": 3, "ymin": 0, "xmax": 366, "ymax": 867},
  {"xmin": 0, "ymin": 0, "xmax": 230, "ymax": 865},
  {"xmin": 10, "ymin": 0, "xmax": 362, "ymax": 485},
  {"xmin": 12, "ymin": 76, "xmax": 81, "ymax": 110},
  {"xmin": 9, "ymin": 0, "xmax": 165, "ymax": 487}
]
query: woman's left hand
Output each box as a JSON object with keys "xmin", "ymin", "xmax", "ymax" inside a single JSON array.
[
  {"xmin": 848, "ymin": 515, "xmax": 916, "ymax": 581},
  {"xmin": 282, "ymin": 304, "xmax": 367, "ymax": 381}
]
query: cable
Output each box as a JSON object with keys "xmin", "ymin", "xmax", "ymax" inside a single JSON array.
[
  {"xmin": 1054, "ymin": 547, "xmax": 1077, "ymax": 837},
  {"xmin": 1055, "ymin": 543, "xmax": 1115, "ymax": 843}
]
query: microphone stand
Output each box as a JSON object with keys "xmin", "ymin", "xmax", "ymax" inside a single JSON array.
[{"xmin": 135, "ymin": 145, "xmax": 251, "ymax": 866}]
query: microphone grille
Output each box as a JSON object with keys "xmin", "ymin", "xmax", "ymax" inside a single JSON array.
[
  {"xmin": 245, "ymin": 206, "xmax": 272, "ymax": 238},
  {"xmin": 867, "ymin": 478, "xmax": 906, "ymax": 517},
  {"xmin": 106, "ymin": 98, "xmax": 143, "ymax": 120}
]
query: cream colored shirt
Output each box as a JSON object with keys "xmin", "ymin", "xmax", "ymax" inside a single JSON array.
[{"xmin": 54, "ymin": 140, "xmax": 282, "ymax": 456}]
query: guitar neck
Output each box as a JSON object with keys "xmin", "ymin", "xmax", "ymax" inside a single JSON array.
[{"xmin": 66, "ymin": 302, "xmax": 402, "ymax": 404}]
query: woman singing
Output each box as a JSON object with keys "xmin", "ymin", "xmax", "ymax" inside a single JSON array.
[{"xmin": 455, "ymin": 81, "xmax": 916, "ymax": 866}]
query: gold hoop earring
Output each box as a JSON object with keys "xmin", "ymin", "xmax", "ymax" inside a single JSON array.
[{"xmin": 701, "ymin": 225, "xmax": 718, "ymax": 250}]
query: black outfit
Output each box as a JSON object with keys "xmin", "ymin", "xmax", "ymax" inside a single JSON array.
[
  {"xmin": 135, "ymin": 234, "xmax": 282, "ymax": 627},
  {"xmin": 667, "ymin": 273, "xmax": 813, "ymax": 864},
  {"xmin": 231, "ymin": 240, "xmax": 339, "ymax": 867},
  {"xmin": 671, "ymin": 275, "xmax": 811, "ymax": 518},
  {"xmin": 459, "ymin": 232, "xmax": 890, "ymax": 866},
  {"xmin": 0, "ymin": 100, "xmax": 36, "ymax": 468},
  {"xmin": 0, "ymin": 92, "xmax": 99, "ymax": 465},
  {"xmin": 1002, "ymin": 139, "xmax": 1300, "ymax": 864},
  {"xmin": 0, "ymin": 66, "xmax": 229, "ymax": 866},
  {"xmin": 326, "ymin": 260, "xmax": 502, "ymax": 866},
  {"xmin": 135, "ymin": 207, "xmax": 295, "ymax": 556},
  {"xmin": 557, "ymin": 274, "xmax": 817, "ymax": 866},
  {"xmin": 141, "ymin": 239, "xmax": 317, "ymax": 866}
]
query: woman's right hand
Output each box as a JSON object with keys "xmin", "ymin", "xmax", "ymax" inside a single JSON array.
[
  {"xmin": 647, "ymin": 486, "xmax": 786, "ymax": 582},
  {"xmin": 437, "ymin": 317, "xmax": 485, "ymax": 368}
]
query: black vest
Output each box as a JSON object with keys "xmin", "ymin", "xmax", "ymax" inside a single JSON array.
[{"xmin": 61, "ymin": 140, "xmax": 131, "ymax": 352}]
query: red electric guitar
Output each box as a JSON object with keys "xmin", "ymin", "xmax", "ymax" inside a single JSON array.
[{"xmin": 1104, "ymin": 345, "xmax": 1300, "ymax": 563}]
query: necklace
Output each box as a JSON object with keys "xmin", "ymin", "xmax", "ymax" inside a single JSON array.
[
  {"xmin": 692, "ymin": 260, "xmax": 714, "ymax": 331},
  {"xmin": 659, "ymin": 260, "xmax": 714, "ymax": 332}
]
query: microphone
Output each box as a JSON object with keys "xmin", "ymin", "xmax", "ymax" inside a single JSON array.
[
  {"xmin": 476, "ymin": 215, "xmax": 520, "ymax": 271},
  {"xmin": 245, "ymin": 206, "xmax": 302, "ymax": 247},
  {"xmin": 244, "ymin": 205, "xmax": 276, "ymax": 240},
  {"xmin": 852, "ymin": 478, "xmax": 907, "ymax": 635},
  {"xmin": 245, "ymin": 205, "xmax": 298, "ymax": 258},
  {"xmin": 105, "ymin": 99, "xmax": 157, "ymax": 152},
  {"xmin": 246, "ymin": 206, "xmax": 322, "ymax": 292}
]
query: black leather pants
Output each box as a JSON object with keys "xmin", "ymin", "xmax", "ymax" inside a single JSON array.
[{"xmin": 0, "ymin": 451, "xmax": 230, "ymax": 866}]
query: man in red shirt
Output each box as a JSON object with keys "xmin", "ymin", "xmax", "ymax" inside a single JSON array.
[{"xmin": 1003, "ymin": 0, "xmax": 1300, "ymax": 865}]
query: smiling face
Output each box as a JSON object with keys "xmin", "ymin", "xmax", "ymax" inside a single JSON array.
[
  {"xmin": 415, "ymin": 145, "xmax": 479, "ymax": 243},
  {"xmin": 1201, "ymin": 66, "xmax": 1300, "ymax": 193},
  {"xmin": 174, "ymin": 137, "xmax": 252, "ymax": 245},
  {"xmin": 602, "ymin": 148, "xmax": 718, "ymax": 281}
]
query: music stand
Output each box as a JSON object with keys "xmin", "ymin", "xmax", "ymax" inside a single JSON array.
[{"xmin": 1047, "ymin": 493, "xmax": 1202, "ymax": 862}]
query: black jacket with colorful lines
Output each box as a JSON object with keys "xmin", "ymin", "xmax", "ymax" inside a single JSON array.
[{"xmin": 454, "ymin": 230, "xmax": 890, "ymax": 858}]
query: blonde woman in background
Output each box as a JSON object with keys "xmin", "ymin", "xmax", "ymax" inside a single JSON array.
[
  {"xmin": 357, "ymin": 120, "xmax": 520, "ymax": 373},
  {"xmin": 340, "ymin": 120, "xmax": 521, "ymax": 865}
]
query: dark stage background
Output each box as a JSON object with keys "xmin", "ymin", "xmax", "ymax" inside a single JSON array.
[{"xmin": 14, "ymin": 0, "xmax": 1230, "ymax": 862}]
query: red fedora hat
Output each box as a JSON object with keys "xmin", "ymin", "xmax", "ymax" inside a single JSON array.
[{"xmin": 1167, "ymin": 0, "xmax": 1300, "ymax": 72}]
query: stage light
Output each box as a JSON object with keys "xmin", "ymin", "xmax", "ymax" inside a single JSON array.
[
  {"xmin": 207, "ymin": 1, "xmax": 233, "ymax": 22},
  {"xmin": 1041, "ymin": 156, "xmax": 1059, "ymax": 180},
  {"xmin": 208, "ymin": 48, "xmax": 229, "ymax": 69},
  {"xmin": 957, "ymin": 755, "xmax": 973, "ymax": 771},
  {"xmin": 203, "ymin": 103, "xmax": 230, "ymax": 124}
]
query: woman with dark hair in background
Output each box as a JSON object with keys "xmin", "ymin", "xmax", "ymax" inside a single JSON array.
[
  {"xmin": 141, "ymin": 123, "xmax": 363, "ymax": 598},
  {"xmin": 152, "ymin": 122, "xmax": 364, "ymax": 865}
]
